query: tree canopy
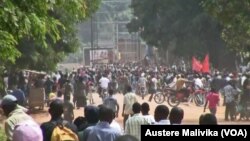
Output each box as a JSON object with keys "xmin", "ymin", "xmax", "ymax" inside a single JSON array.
[
  {"xmin": 202, "ymin": 0, "xmax": 250, "ymax": 59},
  {"xmin": 0, "ymin": 0, "xmax": 101, "ymax": 71},
  {"xmin": 127, "ymin": 0, "xmax": 234, "ymax": 68}
]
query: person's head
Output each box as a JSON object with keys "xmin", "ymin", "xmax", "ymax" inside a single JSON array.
[
  {"xmin": 108, "ymin": 89, "xmax": 114, "ymax": 96},
  {"xmin": 169, "ymin": 106, "xmax": 184, "ymax": 124},
  {"xmin": 199, "ymin": 113, "xmax": 217, "ymax": 125},
  {"xmin": 84, "ymin": 105, "xmax": 99, "ymax": 124},
  {"xmin": 154, "ymin": 105, "xmax": 169, "ymax": 122},
  {"xmin": 0, "ymin": 95, "xmax": 18, "ymax": 116},
  {"xmin": 141, "ymin": 102, "xmax": 150, "ymax": 115},
  {"xmin": 49, "ymin": 99, "xmax": 64, "ymax": 119},
  {"xmin": 132, "ymin": 102, "xmax": 141, "ymax": 114},
  {"xmin": 115, "ymin": 135, "xmax": 139, "ymax": 141},
  {"xmin": 99, "ymin": 105, "xmax": 115, "ymax": 124},
  {"xmin": 126, "ymin": 85, "xmax": 132, "ymax": 93},
  {"xmin": 73, "ymin": 116, "xmax": 87, "ymax": 129}
]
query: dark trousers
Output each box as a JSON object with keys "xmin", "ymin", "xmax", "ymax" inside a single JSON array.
[{"xmin": 225, "ymin": 101, "xmax": 236, "ymax": 120}]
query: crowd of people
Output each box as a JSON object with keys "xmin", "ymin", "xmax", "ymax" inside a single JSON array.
[{"xmin": 1, "ymin": 63, "xmax": 250, "ymax": 141}]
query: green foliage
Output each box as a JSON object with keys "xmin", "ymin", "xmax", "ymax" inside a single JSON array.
[
  {"xmin": 128, "ymin": 0, "xmax": 225, "ymax": 56},
  {"xmin": 202, "ymin": 0, "xmax": 250, "ymax": 55},
  {"xmin": 0, "ymin": 0, "xmax": 101, "ymax": 72},
  {"xmin": 0, "ymin": 31, "xmax": 20, "ymax": 63},
  {"xmin": 128, "ymin": 0, "xmax": 237, "ymax": 69}
]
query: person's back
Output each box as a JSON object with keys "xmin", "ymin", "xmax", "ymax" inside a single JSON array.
[
  {"xmin": 125, "ymin": 102, "xmax": 150, "ymax": 141},
  {"xmin": 64, "ymin": 81, "xmax": 73, "ymax": 97},
  {"xmin": 154, "ymin": 105, "xmax": 170, "ymax": 125},
  {"xmin": 77, "ymin": 105, "xmax": 99, "ymax": 141},
  {"xmin": 87, "ymin": 105, "xmax": 121, "ymax": 141},
  {"xmin": 138, "ymin": 76, "xmax": 147, "ymax": 88},
  {"xmin": 122, "ymin": 86, "xmax": 138, "ymax": 129},
  {"xmin": 99, "ymin": 76, "xmax": 110, "ymax": 89},
  {"xmin": 175, "ymin": 76, "xmax": 189, "ymax": 91},
  {"xmin": 199, "ymin": 113, "xmax": 217, "ymax": 125},
  {"xmin": 123, "ymin": 91, "xmax": 137, "ymax": 115},
  {"xmin": 141, "ymin": 102, "xmax": 155, "ymax": 124},
  {"xmin": 169, "ymin": 106, "xmax": 184, "ymax": 125},
  {"xmin": 103, "ymin": 89, "xmax": 119, "ymax": 117},
  {"xmin": 11, "ymin": 88, "xmax": 26, "ymax": 106},
  {"xmin": 63, "ymin": 95, "xmax": 74, "ymax": 123},
  {"xmin": 204, "ymin": 91, "xmax": 220, "ymax": 115},
  {"xmin": 40, "ymin": 99, "xmax": 78, "ymax": 141}
]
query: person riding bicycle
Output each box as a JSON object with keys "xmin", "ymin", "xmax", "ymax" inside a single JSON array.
[
  {"xmin": 137, "ymin": 73, "xmax": 147, "ymax": 98},
  {"xmin": 175, "ymin": 74, "xmax": 192, "ymax": 101},
  {"xmin": 98, "ymin": 74, "xmax": 110, "ymax": 99},
  {"xmin": 194, "ymin": 74, "xmax": 204, "ymax": 90}
]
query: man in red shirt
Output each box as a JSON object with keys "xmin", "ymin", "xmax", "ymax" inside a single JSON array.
[{"xmin": 204, "ymin": 89, "xmax": 220, "ymax": 115}]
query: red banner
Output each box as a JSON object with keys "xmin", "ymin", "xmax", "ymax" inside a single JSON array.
[
  {"xmin": 202, "ymin": 54, "xmax": 210, "ymax": 73},
  {"xmin": 192, "ymin": 56, "xmax": 202, "ymax": 72}
]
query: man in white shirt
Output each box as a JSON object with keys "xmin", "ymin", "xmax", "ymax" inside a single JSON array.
[
  {"xmin": 99, "ymin": 75, "xmax": 110, "ymax": 90},
  {"xmin": 122, "ymin": 85, "xmax": 138, "ymax": 129},
  {"xmin": 98, "ymin": 74, "xmax": 110, "ymax": 98},
  {"xmin": 194, "ymin": 75, "xmax": 204, "ymax": 90}
]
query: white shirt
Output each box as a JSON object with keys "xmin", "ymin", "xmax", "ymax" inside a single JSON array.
[
  {"xmin": 151, "ymin": 77, "xmax": 158, "ymax": 89},
  {"xmin": 110, "ymin": 120, "xmax": 123, "ymax": 134},
  {"xmin": 194, "ymin": 78, "xmax": 203, "ymax": 88},
  {"xmin": 99, "ymin": 77, "xmax": 110, "ymax": 89},
  {"xmin": 143, "ymin": 115, "xmax": 155, "ymax": 124},
  {"xmin": 154, "ymin": 119, "xmax": 170, "ymax": 125},
  {"xmin": 123, "ymin": 92, "xmax": 137, "ymax": 115}
]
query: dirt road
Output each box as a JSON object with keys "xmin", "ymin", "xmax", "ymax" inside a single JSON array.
[{"xmin": 30, "ymin": 93, "xmax": 250, "ymax": 126}]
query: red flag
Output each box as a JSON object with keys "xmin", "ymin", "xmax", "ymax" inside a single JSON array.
[
  {"xmin": 192, "ymin": 56, "xmax": 202, "ymax": 72},
  {"xmin": 202, "ymin": 54, "xmax": 210, "ymax": 73}
]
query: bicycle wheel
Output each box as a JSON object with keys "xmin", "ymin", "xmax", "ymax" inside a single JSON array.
[
  {"xmin": 167, "ymin": 95, "xmax": 180, "ymax": 107},
  {"xmin": 153, "ymin": 92, "xmax": 165, "ymax": 104},
  {"xmin": 194, "ymin": 93, "xmax": 205, "ymax": 106}
]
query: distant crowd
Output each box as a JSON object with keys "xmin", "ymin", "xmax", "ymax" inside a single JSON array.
[{"xmin": 2, "ymin": 63, "xmax": 250, "ymax": 141}]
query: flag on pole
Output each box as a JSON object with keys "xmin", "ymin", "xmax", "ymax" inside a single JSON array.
[
  {"xmin": 192, "ymin": 56, "xmax": 202, "ymax": 72},
  {"xmin": 202, "ymin": 54, "xmax": 210, "ymax": 73}
]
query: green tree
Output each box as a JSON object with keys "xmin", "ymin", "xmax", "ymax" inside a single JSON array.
[
  {"xmin": 0, "ymin": 0, "xmax": 101, "ymax": 90},
  {"xmin": 202, "ymin": 0, "xmax": 250, "ymax": 60},
  {"xmin": 128, "ymin": 0, "xmax": 236, "ymax": 69},
  {"xmin": 1, "ymin": 0, "xmax": 100, "ymax": 71}
]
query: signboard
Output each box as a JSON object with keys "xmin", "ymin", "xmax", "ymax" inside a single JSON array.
[
  {"xmin": 89, "ymin": 49, "xmax": 109, "ymax": 61},
  {"xmin": 84, "ymin": 48, "xmax": 114, "ymax": 65}
]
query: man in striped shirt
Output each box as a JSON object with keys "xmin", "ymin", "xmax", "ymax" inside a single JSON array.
[{"xmin": 125, "ymin": 102, "xmax": 150, "ymax": 141}]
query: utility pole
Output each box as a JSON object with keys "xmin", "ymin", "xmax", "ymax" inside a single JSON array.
[
  {"xmin": 90, "ymin": 15, "xmax": 94, "ymax": 66},
  {"xmin": 138, "ymin": 32, "xmax": 141, "ymax": 61}
]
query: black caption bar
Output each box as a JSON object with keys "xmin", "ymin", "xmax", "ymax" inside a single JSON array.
[{"xmin": 141, "ymin": 125, "xmax": 250, "ymax": 140}]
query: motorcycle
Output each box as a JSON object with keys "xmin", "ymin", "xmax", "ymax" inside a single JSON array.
[
  {"xmin": 154, "ymin": 84, "xmax": 174, "ymax": 104},
  {"xmin": 167, "ymin": 83, "xmax": 206, "ymax": 107}
]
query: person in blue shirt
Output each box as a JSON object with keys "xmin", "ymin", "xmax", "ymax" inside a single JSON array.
[
  {"xmin": 87, "ymin": 105, "xmax": 121, "ymax": 141},
  {"xmin": 11, "ymin": 85, "xmax": 26, "ymax": 106}
]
